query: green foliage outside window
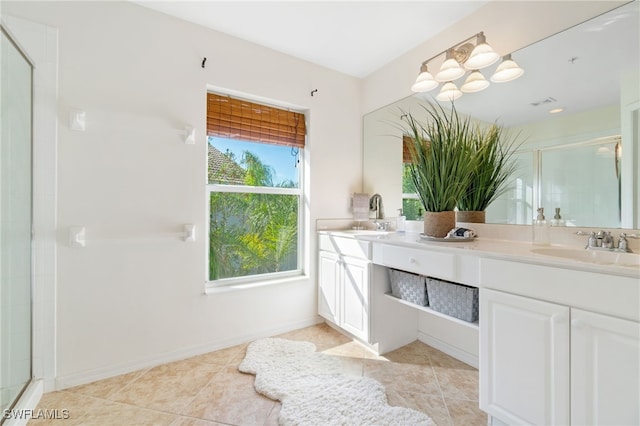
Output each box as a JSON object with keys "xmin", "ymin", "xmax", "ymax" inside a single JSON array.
[
  {"xmin": 209, "ymin": 150, "xmax": 298, "ymax": 281},
  {"xmin": 402, "ymin": 164, "xmax": 422, "ymax": 221}
]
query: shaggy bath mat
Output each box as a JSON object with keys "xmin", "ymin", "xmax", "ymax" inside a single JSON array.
[{"xmin": 239, "ymin": 338, "xmax": 435, "ymax": 426}]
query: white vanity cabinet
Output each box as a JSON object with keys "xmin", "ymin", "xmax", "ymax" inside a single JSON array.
[
  {"xmin": 480, "ymin": 259, "xmax": 640, "ymax": 426},
  {"xmin": 317, "ymin": 230, "xmax": 639, "ymax": 424},
  {"xmin": 318, "ymin": 250, "xmax": 340, "ymax": 322},
  {"xmin": 571, "ymin": 308, "xmax": 640, "ymax": 426},
  {"xmin": 317, "ymin": 234, "xmax": 371, "ymax": 341},
  {"xmin": 480, "ymin": 288, "xmax": 570, "ymax": 425}
]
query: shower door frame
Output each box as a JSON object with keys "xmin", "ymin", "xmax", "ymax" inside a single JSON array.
[{"xmin": 0, "ymin": 22, "xmax": 35, "ymax": 418}]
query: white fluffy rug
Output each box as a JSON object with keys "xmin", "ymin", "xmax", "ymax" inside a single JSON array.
[{"xmin": 239, "ymin": 338, "xmax": 435, "ymax": 426}]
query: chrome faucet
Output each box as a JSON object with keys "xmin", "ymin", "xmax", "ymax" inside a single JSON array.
[
  {"xmin": 577, "ymin": 230, "xmax": 637, "ymax": 253},
  {"xmin": 369, "ymin": 193, "xmax": 384, "ymax": 220}
]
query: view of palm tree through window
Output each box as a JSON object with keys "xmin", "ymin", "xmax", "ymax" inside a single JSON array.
[{"xmin": 208, "ymin": 137, "xmax": 301, "ymax": 282}]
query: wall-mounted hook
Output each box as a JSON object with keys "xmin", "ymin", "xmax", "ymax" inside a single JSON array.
[
  {"xmin": 202, "ymin": 57, "xmax": 207, "ymax": 68},
  {"xmin": 310, "ymin": 89, "xmax": 318, "ymax": 97}
]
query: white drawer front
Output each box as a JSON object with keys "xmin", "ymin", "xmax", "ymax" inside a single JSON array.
[
  {"xmin": 318, "ymin": 234, "xmax": 371, "ymax": 259},
  {"xmin": 372, "ymin": 243, "xmax": 455, "ymax": 281},
  {"xmin": 480, "ymin": 258, "xmax": 640, "ymax": 322}
]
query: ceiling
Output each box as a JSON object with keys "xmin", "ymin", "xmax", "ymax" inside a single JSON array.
[
  {"xmin": 132, "ymin": 1, "xmax": 487, "ymax": 78},
  {"xmin": 133, "ymin": 1, "xmax": 638, "ymax": 127}
]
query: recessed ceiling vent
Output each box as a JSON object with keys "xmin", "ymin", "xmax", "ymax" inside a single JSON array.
[{"xmin": 530, "ymin": 97, "xmax": 558, "ymax": 107}]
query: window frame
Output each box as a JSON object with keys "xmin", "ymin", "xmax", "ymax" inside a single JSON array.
[{"xmin": 205, "ymin": 141, "xmax": 305, "ymax": 289}]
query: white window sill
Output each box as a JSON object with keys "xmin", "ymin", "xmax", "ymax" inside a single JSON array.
[{"xmin": 205, "ymin": 273, "xmax": 308, "ymax": 295}]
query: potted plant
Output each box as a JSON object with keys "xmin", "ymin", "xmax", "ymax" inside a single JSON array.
[
  {"xmin": 456, "ymin": 123, "xmax": 521, "ymax": 223},
  {"xmin": 402, "ymin": 103, "xmax": 479, "ymax": 237}
]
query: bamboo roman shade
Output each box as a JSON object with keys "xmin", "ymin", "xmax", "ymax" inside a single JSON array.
[
  {"xmin": 207, "ymin": 93, "xmax": 306, "ymax": 148},
  {"xmin": 402, "ymin": 135, "xmax": 415, "ymax": 163}
]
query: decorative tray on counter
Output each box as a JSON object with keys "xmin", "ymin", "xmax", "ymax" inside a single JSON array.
[{"xmin": 418, "ymin": 233, "xmax": 477, "ymax": 242}]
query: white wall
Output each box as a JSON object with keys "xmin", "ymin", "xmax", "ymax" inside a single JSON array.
[{"xmin": 3, "ymin": 0, "xmax": 362, "ymax": 387}]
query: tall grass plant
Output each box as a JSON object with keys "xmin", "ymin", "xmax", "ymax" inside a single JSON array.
[
  {"xmin": 458, "ymin": 124, "xmax": 521, "ymax": 212},
  {"xmin": 402, "ymin": 103, "xmax": 479, "ymax": 213}
]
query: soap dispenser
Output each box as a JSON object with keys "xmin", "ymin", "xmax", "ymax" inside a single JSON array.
[
  {"xmin": 396, "ymin": 209, "xmax": 406, "ymax": 233},
  {"xmin": 533, "ymin": 207, "xmax": 549, "ymax": 245},
  {"xmin": 550, "ymin": 207, "xmax": 565, "ymax": 226}
]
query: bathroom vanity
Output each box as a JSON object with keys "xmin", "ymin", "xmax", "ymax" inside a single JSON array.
[{"xmin": 317, "ymin": 229, "xmax": 639, "ymax": 425}]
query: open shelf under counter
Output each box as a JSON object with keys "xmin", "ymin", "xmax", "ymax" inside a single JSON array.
[{"xmin": 384, "ymin": 293, "xmax": 479, "ymax": 330}]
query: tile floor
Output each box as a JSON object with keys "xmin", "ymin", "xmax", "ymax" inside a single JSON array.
[{"xmin": 29, "ymin": 323, "xmax": 487, "ymax": 425}]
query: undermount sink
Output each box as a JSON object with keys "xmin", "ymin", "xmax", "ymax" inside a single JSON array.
[{"xmin": 531, "ymin": 247, "xmax": 640, "ymax": 268}]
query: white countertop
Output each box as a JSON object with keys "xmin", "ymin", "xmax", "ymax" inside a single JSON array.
[{"xmin": 319, "ymin": 230, "xmax": 640, "ymax": 279}]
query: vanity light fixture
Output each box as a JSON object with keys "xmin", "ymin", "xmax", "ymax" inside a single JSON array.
[{"xmin": 411, "ymin": 31, "xmax": 524, "ymax": 100}]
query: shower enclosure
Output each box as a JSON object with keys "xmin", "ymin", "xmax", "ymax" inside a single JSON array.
[{"xmin": 1, "ymin": 25, "xmax": 34, "ymax": 414}]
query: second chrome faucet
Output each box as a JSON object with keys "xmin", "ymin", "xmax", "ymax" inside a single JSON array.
[{"xmin": 578, "ymin": 230, "xmax": 637, "ymax": 253}]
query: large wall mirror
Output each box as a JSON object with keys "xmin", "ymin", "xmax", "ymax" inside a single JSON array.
[{"xmin": 363, "ymin": 1, "xmax": 639, "ymax": 229}]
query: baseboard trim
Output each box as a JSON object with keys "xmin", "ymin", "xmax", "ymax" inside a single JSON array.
[
  {"xmin": 3, "ymin": 379, "xmax": 44, "ymax": 426},
  {"xmin": 54, "ymin": 316, "xmax": 324, "ymax": 390},
  {"xmin": 417, "ymin": 331, "xmax": 479, "ymax": 368},
  {"xmin": 42, "ymin": 378, "xmax": 56, "ymax": 393}
]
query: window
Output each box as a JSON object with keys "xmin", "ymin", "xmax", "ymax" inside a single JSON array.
[{"xmin": 206, "ymin": 93, "xmax": 306, "ymax": 285}]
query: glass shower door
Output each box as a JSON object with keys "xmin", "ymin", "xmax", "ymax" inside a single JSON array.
[{"xmin": 1, "ymin": 26, "xmax": 34, "ymax": 413}]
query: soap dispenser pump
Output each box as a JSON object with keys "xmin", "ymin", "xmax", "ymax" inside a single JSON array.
[
  {"xmin": 533, "ymin": 207, "xmax": 549, "ymax": 245},
  {"xmin": 396, "ymin": 209, "xmax": 406, "ymax": 233},
  {"xmin": 551, "ymin": 207, "xmax": 565, "ymax": 226}
]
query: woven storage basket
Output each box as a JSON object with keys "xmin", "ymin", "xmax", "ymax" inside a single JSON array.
[
  {"xmin": 389, "ymin": 269, "xmax": 427, "ymax": 306},
  {"xmin": 426, "ymin": 278, "xmax": 478, "ymax": 322}
]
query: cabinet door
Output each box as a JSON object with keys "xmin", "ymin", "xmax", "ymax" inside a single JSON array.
[
  {"xmin": 318, "ymin": 251, "xmax": 340, "ymax": 323},
  {"xmin": 480, "ymin": 288, "xmax": 570, "ymax": 425},
  {"xmin": 571, "ymin": 308, "xmax": 640, "ymax": 426},
  {"xmin": 340, "ymin": 257, "xmax": 370, "ymax": 341}
]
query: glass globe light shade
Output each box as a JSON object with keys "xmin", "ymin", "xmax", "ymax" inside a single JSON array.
[
  {"xmin": 435, "ymin": 57, "xmax": 465, "ymax": 82},
  {"xmin": 436, "ymin": 82, "xmax": 462, "ymax": 102},
  {"xmin": 411, "ymin": 64, "xmax": 439, "ymax": 92},
  {"xmin": 461, "ymin": 70, "xmax": 490, "ymax": 93},
  {"xmin": 464, "ymin": 33, "xmax": 500, "ymax": 70},
  {"xmin": 490, "ymin": 54, "xmax": 525, "ymax": 83}
]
